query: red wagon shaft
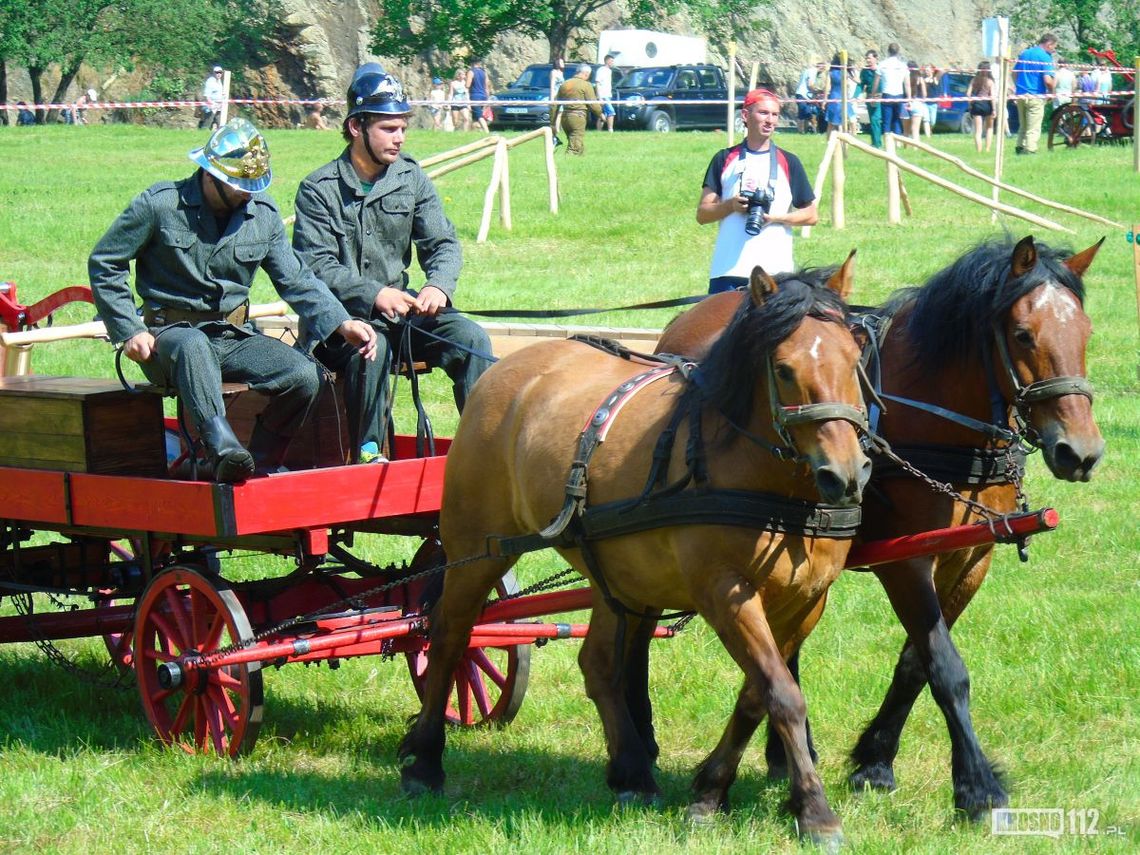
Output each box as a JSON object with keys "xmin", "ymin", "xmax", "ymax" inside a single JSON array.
[{"xmin": 155, "ymin": 507, "xmax": 1059, "ymax": 682}]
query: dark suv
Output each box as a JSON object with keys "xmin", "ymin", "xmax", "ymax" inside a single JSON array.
[
  {"xmin": 933, "ymin": 71, "xmax": 974, "ymax": 133},
  {"xmin": 490, "ymin": 63, "xmax": 623, "ymax": 128},
  {"xmin": 615, "ymin": 64, "xmax": 743, "ymax": 132}
]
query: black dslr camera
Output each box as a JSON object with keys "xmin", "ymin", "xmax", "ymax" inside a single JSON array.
[{"xmin": 740, "ymin": 185, "xmax": 774, "ymax": 235}]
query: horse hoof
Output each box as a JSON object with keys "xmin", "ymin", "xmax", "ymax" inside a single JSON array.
[
  {"xmin": 399, "ymin": 758, "xmax": 444, "ymax": 797},
  {"xmin": 616, "ymin": 789, "xmax": 661, "ymax": 808},
  {"xmin": 848, "ymin": 763, "xmax": 896, "ymax": 793},
  {"xmin": 956, "ymin": 792, "xmax": 1009, "ymax": 823},
  {"xmin": 686, "ymin": 799, "xmax": 726, "ymax": 825},
  {"xmin": 800, "ymin": 828, "xmax": 845, "ymax": 852}
]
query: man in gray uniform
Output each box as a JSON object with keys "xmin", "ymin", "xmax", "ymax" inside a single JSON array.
[
  {"xmin": 292, "ymin": 66, "xmax": 492, "ymax": 461},
  {"xmin": 89, "ymin": 118, "xmax": 377, "ymax": 482}
]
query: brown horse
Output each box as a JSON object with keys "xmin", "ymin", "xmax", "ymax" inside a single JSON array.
[
  {"xmin": 400, "ymin": 262, "xmax": 870, "ymax": 843},
  {"xmin": 655, "ymin": 235, "xmax": 1104, "ymax": 818}
]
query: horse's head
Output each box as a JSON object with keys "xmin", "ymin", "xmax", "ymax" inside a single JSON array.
[
  {"xmin": 700, "ymin": 253, "xmax": 871, "ymax": 506},
  {"xmin": 997, "ymin": 236, "xmax": 1105, "ymax": 481}
]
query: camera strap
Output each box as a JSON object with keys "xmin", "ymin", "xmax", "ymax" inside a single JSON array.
[{"xmin": 740, "ymin": 142, "xmax": 780, "ymax": 200}]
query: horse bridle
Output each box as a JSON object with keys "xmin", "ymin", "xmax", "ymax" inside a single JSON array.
[
  {"xmin": 764, "ymin": 356, "xmax": 869, "ymax": 458},
  {"xmin": 986, "ymin": 317, "xmax": 1094, "ymax": 447}
]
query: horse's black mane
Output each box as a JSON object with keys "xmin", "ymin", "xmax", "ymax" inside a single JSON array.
[
  {"xmin": 882, "ymin": 236, "xmax": 1085, "ymax": 370},
  {"xmin": 699, "ymin": 267, "xmax": 849, "ymax": 428}
]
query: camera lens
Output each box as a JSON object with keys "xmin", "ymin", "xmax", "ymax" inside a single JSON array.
[{"xmin": 745, "ymin": 207, "xmax": 765, "ymax": 235}]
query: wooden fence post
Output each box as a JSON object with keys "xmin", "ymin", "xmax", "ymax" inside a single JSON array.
[
  {"xmin": 544, "ymin": 126, "xmax": 559, "ymax": 214},
  {"xmin": 497, "ymin": 138, "xmax": 512, "ymax": 230},
  {"xmin": 885, "ymin": 133, "xmax": 901, "ymax": 224},
  {"xmin": 831, "ymin": 132, "xmax": 846, "ymax": 229}
]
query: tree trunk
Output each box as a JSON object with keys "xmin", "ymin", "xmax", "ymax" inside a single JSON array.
[
  {"xmin": 28, "ymin": 66, "xmax": 44, "ymax": 124},
  {"xmin": 1, "ymin": 60, "xmax": 8, "ymax": 126},
  {"xmin": 48, "ymin": 64, "xmax": 81, "ymax": 124}
]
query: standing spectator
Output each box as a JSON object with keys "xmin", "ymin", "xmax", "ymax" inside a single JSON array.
[
  {"xmin": 292, "ymin": 67, "xmax": 492, "ymax": 460},
  {"xmin": 1093, "ymin": 58, "xmax": 1113, "ymax": 104},
  {"xmin": 1012, "ymin": 33, "xmax": 1057, "ymax": 155},
  {"xmin": 1053, "ymin": 58, "xmax": 1075, "ymax": 108},
  {"xmin": 466, "ymin": 57, "xmax": 492, "ymax": 133},
  {"xmin": 906, "ymin": 61, "xmax": 926, "ymax": 140},
  {"xmin": 88, "ymin": 118, "xmax": 376, "ymax": 481},
  {"xmin": 875, "ymin": 43, "xmax": 910, "ymax": 136},
  {"xmin": 857, "ymin": 50, "xmax": 883, "ymax": 148},
  {"xmin": 305, "ymin": 101, "xmax": 330, "ymax": 129},
  {"xmin": 550, "ymin": 58, "xmax": 566, "ymax": 101},
  {"xmin": 200, "ymin": 65, "xmax": 225, "ymax": 130},
  {"xmin": 921, "ymin": 63, "xmax": 940, "ymax": 136},
  {"xmin": 968, "ymin": 60, "xmax": 996, "ymax": 152},
  {"xmin": 793, "ymin": 56, "xmax": 821, "ymax": 133},
  {"xmin": 73, "ymin": 91, "xmax": 90, "ymax": 125},
  {"xmin": 823, "ymin": 53, "xmax": 846, "ymax": 132},
  {"xmin": 449, "ymin": 68, "xmax": 471, "ymax": 132},
  {"xmin": 595, "ymin": 53, "xmax": 616, "ymax": 132},
  {"xmin": 553, "ymin": 64, "xmax": 601, "ymax": 155},
  {"xmin": 428, "ymin": 76, "xmax": 448, "ymax": 130},
  {"xmin": 1077, "ymin": 66, "xmax": 1097, "ymax": 103},
  {"xmin": 696, "ymin": 89, "xmax": 818, "ymax": 294},
  {"xmin": 15, "ymin": 102, "xmax": 35, "ymax": 126}
]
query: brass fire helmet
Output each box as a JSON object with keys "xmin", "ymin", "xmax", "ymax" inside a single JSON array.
[{"xmin": 188, "ymin": 117, "xmax": 272, "ymax": 193}]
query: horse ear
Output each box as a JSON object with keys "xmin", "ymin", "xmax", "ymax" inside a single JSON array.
[
  {"xmin": 825, "ymin": 249, "xmax": 857, "ymax": 300},
  {"xmin": 748, "ymin": 265, "xmax": 779, "ymax": 305},
  {"xmin": 1063, "ymin": 236, "xmax": 1105, "ymax": 277},
  {"xmin": 1010, "ymin": 236, "xmax": 1038, "ymax": 278}
]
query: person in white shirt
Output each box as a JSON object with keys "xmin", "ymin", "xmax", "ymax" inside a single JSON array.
[
  {"xmin": 595, "ymin": 54, "xmax": 615, "ymax": 132},
  {"xmin": 874, "ymin": 43, "xmax": 911, "ymax": 135},
  {"xmin": 200, "ymin": 66, "xmax": 225, "ymax": 130},
  {"xmin": 1053, "ymin": 58, "xmax": 1075, "ymax": 107},
  {"xmin": 697, "ymin": 89, "xmax": 818, "ymax": 293}
]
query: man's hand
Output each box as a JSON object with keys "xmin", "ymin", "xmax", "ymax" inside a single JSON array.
[
  {"xmin": 123, "ymin": 330, "xmax": 156, "ymax": 363},
  {"xmin": 338, "ymin": 319, "xmax": 378, "ymax": 361},
  {"xmin": 374, "ymin": 286, "xmax": 417, "ymax": 322},
  {"xmin": 413, "ymin": 285, "xmax": 449, "ymax": 317}
]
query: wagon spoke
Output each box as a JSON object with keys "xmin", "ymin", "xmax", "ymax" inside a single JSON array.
[
  {"xmin": 468, "ymin": 647, "xmax": 508, "ymax": 691},
  {"xmin": 202, "ymin": 610, "xmax": 227, "ymax": 652},
  {"xmin": 464, "ymin": 658, "xmax": 493, "ymax": 718},
  {"xmin": 160, "ymin": 588, "xmax": 191, "ymax": 650},
  {"xmin": 214, "ymin": 668, "xmax": 243, "ymax": 692},
  {"xmin": 170, "ymin": 691, "xmax": 194, "ymax": 736},
  {"xmin": 453, "ymin": 665, "xmax": 473, "ymax": 725}
]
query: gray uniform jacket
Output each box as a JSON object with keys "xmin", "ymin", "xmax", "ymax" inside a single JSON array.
[
  {"xmin": 89, "ymin": 173, "xmax": 350, "ymax": 346},
  {"xmin": 292, "ymin": 149, "xmax": 462, "ymax": 335}
]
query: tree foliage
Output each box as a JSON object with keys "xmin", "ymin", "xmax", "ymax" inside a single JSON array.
[
  {"xmin": 369, "ymin": 0, "xmax": 765, "ymax": 69},
  {"xmin": 998, "ymin": 0, "xmax": 1140, "ymax": 63},
  {"xmin": 2, "ymin": 0, "xmax": 282, "ymax": 121}
]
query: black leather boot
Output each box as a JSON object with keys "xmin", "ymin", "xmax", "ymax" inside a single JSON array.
[
  {"xmin": 248, "ymin": 419, "xmax": 292, "ymax": 475},
  {"xmin": 199, "ymin": 415, "xmax": 255, "ymax": 483}
]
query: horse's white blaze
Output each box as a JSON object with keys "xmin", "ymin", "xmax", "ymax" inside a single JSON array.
[
  {"xmin": 809, "ymin": 335, "xmax": 822, "ymax": 360},
  {"xmin": 1033, "ymin": 284, "xmax": 1078, "ymax": 324}
]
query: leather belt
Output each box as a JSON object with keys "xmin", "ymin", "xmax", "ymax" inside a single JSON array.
[{"xmin": 144, "ymin": 301, "xmax": 249, "ymax": 327}]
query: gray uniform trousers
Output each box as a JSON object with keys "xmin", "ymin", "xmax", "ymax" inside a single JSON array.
[
  {"xmin": 313, "ymin": 311, "xmax": 492, "ymax": 453},
  {"xmin": 140, "ymin": 322, "xmax": 324, "ymax": 436}
]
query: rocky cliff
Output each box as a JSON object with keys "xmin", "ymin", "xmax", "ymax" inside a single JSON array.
[{"xmin": 258, "ymin": 0, "xmax": 992, "ymax": 127}]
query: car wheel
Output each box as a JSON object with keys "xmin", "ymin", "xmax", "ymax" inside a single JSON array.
[
  {"xmin": 959, "ymin": 111, "xmax": 973, "ymax": 134},
  {"xmin": 647, "ymin": 109, "xmax": 674, "ymax": 132}
]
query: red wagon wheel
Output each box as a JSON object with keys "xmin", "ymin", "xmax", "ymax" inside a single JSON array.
[
  {"xmin": 1048, "ymin": 103, "xmax": 1096, "ymax": 149},
  {"xmin": 405, "ymin": 562, "xmax": 530, "ymax": 728},
  {"xmin": 134, "ymin": 565, "xmax": 263, "ymax": 757}
]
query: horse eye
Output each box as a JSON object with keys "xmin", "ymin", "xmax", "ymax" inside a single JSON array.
[
  {"xmin": 774, "ymin": 363, "xmax": 795, "ymax": 383},
  {"xmin": 1013, "ymin": 328, "xmax": 1035, "ymax": 348}
]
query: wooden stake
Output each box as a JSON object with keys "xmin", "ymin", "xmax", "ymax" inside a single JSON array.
[
  {"xmin": 840, "ymin": 132, "xmax": 1071, "ymax": 232},
  {"xmin": 497, "ymin": 139, "xmax": 512, "ymax": 230},
  {"xmin": 727, "ymin": 40, "xmax": 737, "ymax": 147},
  {"xmin": 895, "ymin": 134, "xmax": 1123, "ymax": 227},
  {"xmin": 802, "ymin": 133, "xmax": 838, "ymax": 239},
  {"xmin": 476, "ymin": 143, "xmax": 506, "ymax": 243},
  {"xmin": 543, "ymin": 126, "xmax": 559, "ymax": 214},
  {"xmin": 832, "ymin": 132, "xmax": 846, "ymax": 229},
  {"xmin": 885, "ymin": 133, "xmax": 901, "ymax": 224}
]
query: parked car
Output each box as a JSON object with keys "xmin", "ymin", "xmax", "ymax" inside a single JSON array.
[
  {"xmin": 933, "ymin": 71, "xmax": 974, "ymax": 133},
  {"xmin": 615, "ymin": 64, "xmax": 744, "ymax": 132},
  {"xmin": 489, "ymin": 63, "xmax": 623, "ymax": 128}
]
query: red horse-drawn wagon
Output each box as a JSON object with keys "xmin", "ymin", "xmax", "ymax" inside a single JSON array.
[
  {"xmin": 1048, "ymin": 48, "xmax": 1136, "ymax": 149},
  {"xmin": 0, "ymin": 279, "xmax": 1062, "ymax": 765}
]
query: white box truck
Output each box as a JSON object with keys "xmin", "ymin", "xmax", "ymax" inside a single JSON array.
[{"xmin": 597, "ymin": 29, "xmax": 707, "ymax": 67}]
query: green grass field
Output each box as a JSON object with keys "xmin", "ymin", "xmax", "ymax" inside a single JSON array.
[{"xmin": 0, "ymin": 122, "xmax": 1137, "ymax": 853}]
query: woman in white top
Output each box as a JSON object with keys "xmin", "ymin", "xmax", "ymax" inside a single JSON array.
[{"xmin": 449, "ymin": 68, "xmax": 471, "ymax": 131}]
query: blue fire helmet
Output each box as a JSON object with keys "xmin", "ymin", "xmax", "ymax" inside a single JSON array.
[
  {"xmin": 346, "ymin": 67, "xmax": 410, "ymax": 119},
  {"xmin": 188, "ymin": 117, "xmax": 271, "ymax": 193}
]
